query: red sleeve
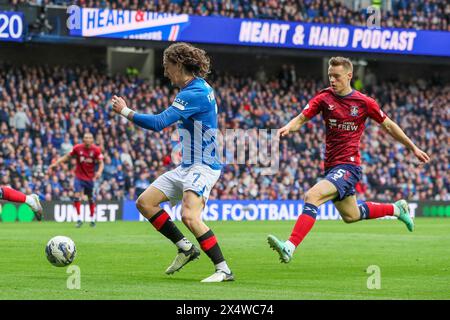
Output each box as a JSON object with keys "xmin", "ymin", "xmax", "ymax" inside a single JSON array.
[
  {"xmin": 366, "ymin": 97, "xmax": 387, "ymax": 124},
  {"xmin": 302, "ymin": 94, "xmax": 323, "ymax": 119},
  {"xmin": 69, "ymin": 145, "xmax": 78, "ymax": 157},
  {"xmin": 96, "ymin": 147, "xmax": 104, "ymax": 161}
]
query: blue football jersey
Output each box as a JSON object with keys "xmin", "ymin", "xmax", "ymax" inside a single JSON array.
[{"xmin": 170, "ymin": 77, "xmax": 222, "ymax": 170}]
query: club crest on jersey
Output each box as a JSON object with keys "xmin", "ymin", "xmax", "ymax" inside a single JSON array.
[{"xmin": 350, "ymin": 106, "xmax": 359, "ymax": 117}]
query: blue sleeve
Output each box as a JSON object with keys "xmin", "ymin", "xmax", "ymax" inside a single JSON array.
[
  {"xmin": 171, "ymin": 89, "xmax": 203, "ymax": 119},
  {"xmin": 132, "ymin": 106, "xmax": 182, "ymax": 131}
]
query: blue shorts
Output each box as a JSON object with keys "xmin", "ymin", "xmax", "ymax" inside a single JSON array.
[
  {"xmin": 324, "ymin": 164, "xmax": 362, "ymax": 202},
  {"xmin": 74, "ymin": 178, "xmax": 94, "ymax": 197}
]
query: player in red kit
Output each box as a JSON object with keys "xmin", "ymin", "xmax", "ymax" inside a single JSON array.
[
  {"xmin": 268, "ymin": 57, "xmax": 430, "ymax": 263},
  {"xmin": 49, "ymin": 132, "xmax": 104, "ymax": 228}
]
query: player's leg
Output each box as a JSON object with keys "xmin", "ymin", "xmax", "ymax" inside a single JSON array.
[
  {"xmin": 333, "ymin": 195, "xmax": 360, "ymax": 223},
  {"xmin": 334, "ymin": 195, "xmax": 414, "ymax": 231},
  {"xmin": 73, "ymin": 178, "xmax": 83, "ymax": 227},
  {"xmin": 0, "ymin": 186, "xmax": 42, "ymax": 220},
  {"xmin": 180, "ymin": 190, "xmax": 233, "ymax": 282},
  {"xmin": 136, "ymin": 186, "xmax": 170, "ymax": 219},
  {"xmin": 268, "ymin": 179, "xmax": 338, "ymax": 263},
  {"xmin": 136, "ymin": 182, "xmax": 199, "ymax": 273},
  {"xmin": 176, "ymin": 165, "xmax": 232, "ymax": 282},
  {"xmin": 86, "ymin": 182, "xmax": 96, "ymax": 227}
]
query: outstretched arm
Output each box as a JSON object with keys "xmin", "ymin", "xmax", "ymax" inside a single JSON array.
[
  {"xmin": 380, "ymin": 117, "xmax": 430, "ymax": 164},
  {"xmin": 48, "ymin": 153, "xmax": 71, "ymax": 170},
  {"xmin": 111, "ymin": 95, "xmax": 181, "ymax": 131},
  {"xmin": 278, "ymin": 113, "xmax": 310, "ymax": 138}
]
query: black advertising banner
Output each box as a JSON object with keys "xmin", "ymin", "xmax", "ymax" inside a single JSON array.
[{"xmin": 40, "ymin": 201, "xmax": 123, "ymax": 222}]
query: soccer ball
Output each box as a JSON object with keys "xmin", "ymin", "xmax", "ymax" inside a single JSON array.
[{"xmin": 45, "ymin": 236, "xmax": 77, "ymax": 267}]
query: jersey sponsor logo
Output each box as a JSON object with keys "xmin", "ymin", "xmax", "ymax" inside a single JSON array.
[
  {"xmin": 329, "ymin": 119, "xmax": 358, "ymax": 131},
  {"xmin": 328, "ymin": 119, "xmax": 337, "ymax": 128},
  {"xmin": 350, "ymin": 105, "xmax": 359, "ymax": 116},
  {"xmin": 79, "ymin": 156, "xmax": 94, "ymax": 164},
  {"xmin": 173, "ymin": 97, "xmax": 188, "ymax": 110},
  {"xmin": 338, "ymin": 121, "xmax": 359, "ymax": 131}
]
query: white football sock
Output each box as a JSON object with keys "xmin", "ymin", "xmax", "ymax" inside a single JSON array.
[
  {"xmin": 176, "ymin": 238, "xmax": 193, "ymax": 251},
  {"xmin": 393, "ymin": 204, "xmax": 401, "ymax": 217},
  {"xmin": 215, "ymin": 261, "xmax": 231, "ymax": 274},
  {"xmin": 25, "ymin": 195, "xmax": 34, "ymax": 206},
  {"xmin": 284, "ymin": 240, "xmax": 296, "ymax": 254}
]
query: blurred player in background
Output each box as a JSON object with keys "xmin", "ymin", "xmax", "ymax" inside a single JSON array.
[
  {"xmin": 0, "ymin": 186, "xmax": 42, "ymax": 220},
  {"xmin": 111, "ymin": 42, "xmax": 233, "ymax": 283},
  {"xmin": 268, "ymin": 57, "xmax": 431, "ymax": 263},
  {"xmin": 49, "ymin": 132, "xmax": 104, "ymax": 228}
]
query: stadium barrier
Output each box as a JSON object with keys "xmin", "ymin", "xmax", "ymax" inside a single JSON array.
[{"xmin": 0, "ymin": 201, "xmax": 448, "ymax": 222}]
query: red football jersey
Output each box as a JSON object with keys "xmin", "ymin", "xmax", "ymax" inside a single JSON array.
[
  {"xmin": 302, "ymin": 88, "xmax": 387, "ymax": 169},
  {"xmin": 69, "ymin": 144, "xmax": 104, "ymax": 181}
]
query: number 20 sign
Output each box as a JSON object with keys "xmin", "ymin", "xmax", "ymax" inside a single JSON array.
[{"xmin": 0, "ymin": 11, "xmax": 24, "ymax": 42}]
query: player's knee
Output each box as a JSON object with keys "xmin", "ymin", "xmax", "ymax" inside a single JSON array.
[
  {"xmin": 135, "ymin": 197, "xmax": 147, "ymax": 213},
  {"xmin": 136, "ymin": 196, "xmax": 158, "ymax": 217},
  {"xmin": 181, "ymin": 213, "xmax": 201, "ymax": 229},
  {"xmin": 181, "ymin": 214, "xmax": 192, "ymax": 226},
  {"xmin": 341, "ymin": 214, "xmax": 359, "ymax": 223},
  {"xmin": 304, "ymin": 190, "xmax": 321, "ymax": 204}
]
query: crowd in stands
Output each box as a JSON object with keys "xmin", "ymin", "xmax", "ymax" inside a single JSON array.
[
  {"xmin": 0, "ymin": 63, "xmax": 448, "ymax": 202},
  {"xmin": 9, "ymin": 0, "xmax": 450, "ymax": 31}
]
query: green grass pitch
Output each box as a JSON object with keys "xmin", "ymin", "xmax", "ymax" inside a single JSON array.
[{"xmin": 0, "ymin": 218, "xmax": 449, "ymax": 300}]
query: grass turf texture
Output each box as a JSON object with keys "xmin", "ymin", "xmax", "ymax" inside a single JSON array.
[{"xmin": 0, "ymin": 218, "xmax": 449, "ymax": 300}]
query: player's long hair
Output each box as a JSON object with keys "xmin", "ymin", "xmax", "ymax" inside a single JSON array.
[{"xmin": 164, "ymin": 42, "xmax": 211, "ymax": 78}]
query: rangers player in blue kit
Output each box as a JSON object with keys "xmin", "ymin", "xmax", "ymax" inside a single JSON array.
[{"xmin": 111, "ymin": 42, "xmax": 233, "ymax": 283}]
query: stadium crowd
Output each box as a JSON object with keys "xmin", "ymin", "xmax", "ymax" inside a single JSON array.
[
  {"xmin": 9, "ymin": 0, "xmax": 450, "ymax": 31},
  {"xmin": 0, "ymin": 63, "xmax": 448, "ymax": 202}
]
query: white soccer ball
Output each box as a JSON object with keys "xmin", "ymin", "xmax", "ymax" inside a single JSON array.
[{"xmin": 45, "ymin": 236, "xmax": 77, "ymax": 267}]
